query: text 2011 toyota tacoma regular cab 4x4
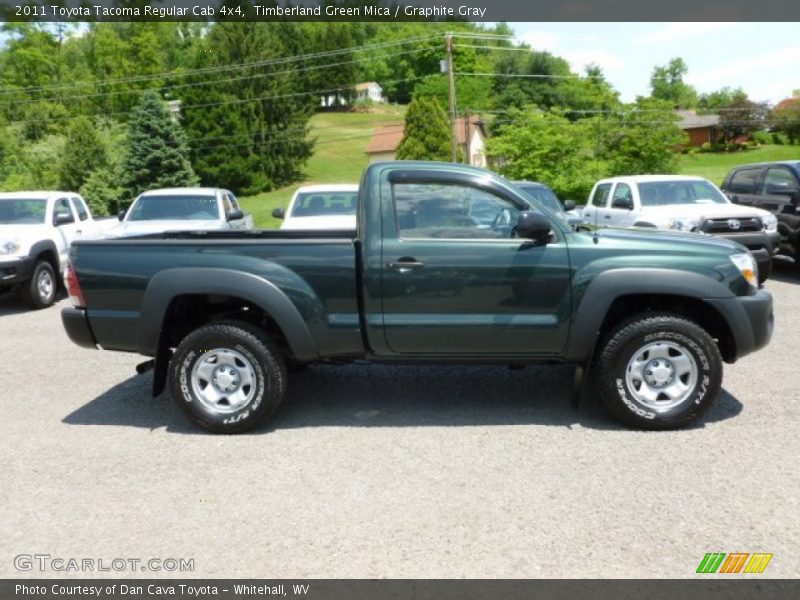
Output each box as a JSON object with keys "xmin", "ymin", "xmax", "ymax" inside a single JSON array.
[{"xmin": 61, "ymin": 162, "xmax": 774, "ymax": 433}]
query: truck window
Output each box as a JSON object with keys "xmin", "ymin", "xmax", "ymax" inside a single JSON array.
[
  {"xmin": 761, "ymin": 167, "xmax": 799, "ymax": 195},
  {"xmin": 728, "ymin": 168, "xmax": 761, "ymax": 194},
  {"xmin": 54, "ymin": 198, "xmax": 75, "ymax": 224},
  {"xmin": 291, "ymin": 192, "xmax": 357, "ymax": 217},
  {"xmin": 611, "ymin": 183, "xmax": 633, "ymax": 209},
  {"xmin": 72, "ymin": 197, "xmax": 89, "ymax": 221},
  {"xmin": 393, "ymin": 182, "xmax": 520, "ymax": 240},
  {"xmin": 589, "ymin": 183, "xmax": 612, "ymax": 208}
]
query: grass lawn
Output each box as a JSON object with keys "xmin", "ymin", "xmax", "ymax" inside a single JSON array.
[
  {"xmin": 678, "ymin": 144, "xmax": 800, "ymax": 185},
  {"xmin": 239, "ymin": 106, "xmax": 405, "ymax": 228}
]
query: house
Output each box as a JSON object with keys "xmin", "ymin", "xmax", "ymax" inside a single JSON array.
[
  {"xmin": 676, "ymin": 110, "xmax": 722, "ymax": 146},
  {"xmin": 365, "ymin": 116, "xmax": 487, "ymax": 166},
  {"xmin": 355, "ymin": 82, "xmax": 384, "ymax": 103}
]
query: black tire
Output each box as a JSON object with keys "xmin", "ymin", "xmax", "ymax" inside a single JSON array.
[
  {"xmin": 169, "ymin": 322, "xmax": 287, "ymax": 433},
  {"xmin": 594, "ymin": 314, "xmax": 723, "ymax": 430},
  {"xmin": 20, "ymin": 260, "xmax": 57, "ymax": 309},
  {"xmin": 758, "ymin": 258, "xmax": 772, "ymax": 284}
]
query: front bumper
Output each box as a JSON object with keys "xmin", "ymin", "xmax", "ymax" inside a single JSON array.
[
  {"xmin": 61, "ymin": 307, "xmax": 98, "ymax": 349},
  {"xmin": 706, "ymin": 290, "xmax": 774, "ymax": 362},
  {"xmin": 0, "ymin": 255, "xmax": 35, "ymax": 287}
]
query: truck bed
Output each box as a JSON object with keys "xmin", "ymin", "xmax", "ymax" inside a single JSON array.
[{"xmin": 70, "ymin": 230, "xmax": 364, "ymax": 358}]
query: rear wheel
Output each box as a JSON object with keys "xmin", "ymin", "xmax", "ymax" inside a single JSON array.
[
  {"xmin": 594, "ymin": 314, "xmax": 722, "ymax": 430},
  {"xmin": 20, "ymin": 260, "xmax": 57, "ymax": 309},
  {"xmin": 169, "ymin": 322, "xmax": 287, "ymax": 433}
]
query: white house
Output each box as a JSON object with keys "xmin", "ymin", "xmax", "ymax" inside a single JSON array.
[{"xmin": 355, "ymin": 82, "xmax": 384, "ymax": 103}]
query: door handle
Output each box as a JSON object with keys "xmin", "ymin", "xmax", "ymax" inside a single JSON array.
[
  {"xmin": 603, "ymin": 215, "xmax": 611, "ymax": 219},
  {"xmin": 387, "ymin": 259, "xmax": 425, "ymax": 271}
]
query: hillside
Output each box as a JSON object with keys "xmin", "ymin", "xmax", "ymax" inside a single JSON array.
[{"xmin": 238, "ymin": 107, "xmax": 405, "ymax": 228}]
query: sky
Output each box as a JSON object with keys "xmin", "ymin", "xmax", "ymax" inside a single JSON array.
[{"xmin": 510, "ymin": 22, "xmax": 800, "ymax": 105}]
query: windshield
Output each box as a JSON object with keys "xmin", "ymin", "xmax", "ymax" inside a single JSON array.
[
  {"xmin": 290, "ymin": 191, "xmax": 357, "ymax": 217},
  {"xmin": 127, "ymin": 195, "xmax": 219, "ymax": 221},
  {"xmin": 0, "ymin": 198, "xmax": 47, "ymax": 224},
  {"xmin": 516, "ymin": 184, "xmax": 563, "ymax": 213},
  {"xmin": 638, "ymin": 180, "xmax": 728, "ymax": 207}
]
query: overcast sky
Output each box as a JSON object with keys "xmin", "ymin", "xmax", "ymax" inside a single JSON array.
[{"xmin": 511, "ymin": 22, "xmax": 799, "ymax": 105}]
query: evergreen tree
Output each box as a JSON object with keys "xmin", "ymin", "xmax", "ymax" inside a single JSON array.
[
  {"xmin": 396, "ymin": 97, "xmax": 452, "ymax": 161},
  {"xmin": 120, "ymin": 90, "xmax": 197, "ymax": 200},
  {"xmin": 59, "ymin": 116, "xmax": 106, "ymax": 191},
  {"xmin": 180, "ymin": 23, "xmax": 314, "ymax": 195}
]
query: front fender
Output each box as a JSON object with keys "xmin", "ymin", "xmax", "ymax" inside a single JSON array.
[
  {"xmin": 136, "ymin": 267, "xmax": 318, "ymax": 361},
  {"xmin": 564, "ymin": 268, "xmax": 736, "ymax": 362}
]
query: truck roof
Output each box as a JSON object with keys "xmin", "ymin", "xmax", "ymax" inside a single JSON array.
[
  {"xmin": 0, "ymin": 191, "xmax": 76, "ymax": 199},
  {"xmin": 138, "ymin": 187, "xmax": 226, "ymax": 196},
  {"xmin": 595, "ymin": 175, "xmax": 708, "ymax": 185}
]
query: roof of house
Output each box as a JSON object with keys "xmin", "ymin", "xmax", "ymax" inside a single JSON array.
[
  {"xmin": 355, "ymin": 81, "xmax": 381, "ymax": 92},
  {"xmin": 364, "ymin": 116, "xmax": 486, "ymax": 155},
  {"xmin": 676, "ymin": 110, "xmax": 720, "ymax": 130},
  {"xmin": 365, "ymin": 124, "xmax": 405, "ymax": 154},
  {"xmin": 774, "ymin": 96, "xmax": 800, "ymax": 111}
]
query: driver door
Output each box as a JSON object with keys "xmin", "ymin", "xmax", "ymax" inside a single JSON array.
[
  {"xmin": 379, "ymin": 173, "xmax": 572, "ymax": 356},
  {"xmin": 52, "ymin": 197, "xmax": 79, "ymax": 268}
]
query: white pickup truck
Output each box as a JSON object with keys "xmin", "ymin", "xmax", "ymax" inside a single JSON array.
[
  {"xmin": 107, "ymin": 187, "xmax": 254, "ymax": 238},
  {"xmin": 0, "ymin": 191, "xmax": 117, "ymax": 308},
  {"xmin": 583, "ymin": 175, "xmax": 781, "ymax": 282}
]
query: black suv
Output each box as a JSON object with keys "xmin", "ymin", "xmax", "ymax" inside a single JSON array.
[{"xmin": 721, "ymin": 161, "xmax": 800, "ymax": 267}]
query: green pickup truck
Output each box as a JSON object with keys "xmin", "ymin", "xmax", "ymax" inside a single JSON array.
[{"xmin": 62, "ymin": 162, "xmax": 774, "ymax": 433}]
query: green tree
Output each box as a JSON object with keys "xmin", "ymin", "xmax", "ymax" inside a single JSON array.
[
  {"xmin": 396, "ymin": 97, "xmax": 452, "ymax": 161},
  {"xmin": 717, "ymin": 98, "xmax": 769, "ymax": 142},
  {"xmin": 772, "ymin": 100, "xmax": 800, "ymax": 145},
  {"xmin": 59, "ymin": 116, "xmax": 107, "ymax": 191},
  {"xmin": 180, "ymin": 22, "xmax": 314, "ymax": 194},
  {"xmin": 650, "ymin": 58, "xmax": 698, "ymax": 108},
  {"xmin": 120, "ymin": 90, "xmax": 197, "ymax": 200},
  {"xmin": 487, "ymin": 111, "xmax": 603, "ymax": 201}
]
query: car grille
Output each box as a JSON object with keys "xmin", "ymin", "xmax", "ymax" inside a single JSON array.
[{"xmin": 700, "ymin": 217, "xmax": 762, "ymax": 234}]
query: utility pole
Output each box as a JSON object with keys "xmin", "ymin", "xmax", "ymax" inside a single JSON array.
[{"xmin": 445, "ymin": 34, "xmax": 458, "ymax": 163}]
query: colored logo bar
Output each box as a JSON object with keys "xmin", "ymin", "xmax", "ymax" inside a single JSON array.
[{"xmin": 696, "ymin": 553, "xmax": 773, "ymax": 574}]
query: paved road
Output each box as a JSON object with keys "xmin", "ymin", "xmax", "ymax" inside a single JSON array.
[{"xmin": 1, "ymin": 260, "xmax": 799, "ymax": 578}]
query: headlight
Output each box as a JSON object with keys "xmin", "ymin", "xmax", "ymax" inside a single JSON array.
[
  {"xmin": 762, "ymin": 214, "xmax": 778, "ymax": 233},
  {"xmin": 730, "ymin": 252, "xmax": 758, "ymax": 288},
  {"xmin": 0, "ymin": 239, "xmax": 21, "ymax": 256},
  {"xmin": 669, "ymin": 218, "xmax": 702, "ymax": 233}
]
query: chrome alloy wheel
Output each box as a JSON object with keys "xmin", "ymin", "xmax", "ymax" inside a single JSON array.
[
  {"xmin": 37, "ymin": 269, "xmax": 54, "ymax": 302},
  {"xmin": 625, "ymin": 341, "xmax": 698, "ymax": 411},
  {"xmin": 190, "ymin": 348, "xmax": 257, "ymax": 414}
]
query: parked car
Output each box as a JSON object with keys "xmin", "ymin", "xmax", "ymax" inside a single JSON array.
[
  {"xmin": 62, "ymin": 162, "xmax": 772, "ymax": 433},
  {"xmin": 0, "ymin": 191, "xmax": 116, "ymax": 308},
  {"xmin": 272, "ymin": 184, "xmax": 358, "ymax": 230},
  {"xmin": 107, "ymin": 188, "xmax": 253, "ymax": 238},
  {"xmin": 583, "ymin": 175, "xmax": 780, "ymax": 283},
  {"xmin": 514, "ymin": 181, "xmax": 583, "ymax": 227},
  {"xmin": 720, "ymin": 161, "xmax": 800, "ymax": 268}
]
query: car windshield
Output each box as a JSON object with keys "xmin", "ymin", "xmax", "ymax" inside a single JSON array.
[
  {"xmin": 290, "ymin": 192, "xmax": 357, "ymax": 217},
  {"xmin": 516, "ymin": 184, "xmax": 563, "ymax": 213},
  {"xmin": 638, "ymin": 180, "xmax": 728, "ymax": 206},
  {"xmin": 127, "ymin": 195, "xmax": 219, "ymax": 221},
  {"xmin": 0, "ymin": 198, "xmax": 47, "ymax": 224}
]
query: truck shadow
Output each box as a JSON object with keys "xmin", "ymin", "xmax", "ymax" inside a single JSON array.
[
  {"xmin": 63, "ymin": 363, "xmax": 743, "ymax": 434},
  {"xmin": 769, "ymin": 256, "xmax": 800, "ymax": 284},
  {"xmin": 0, "ymin": 290, "xmax": 66, "ymax": 316}
]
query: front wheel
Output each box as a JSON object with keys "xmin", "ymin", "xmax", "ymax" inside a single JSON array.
[
  {"xmin": 169, "ymin": 322, "xmax": 287, "ymax": 433},
  {"xmin": 594, "ymin": 314, "xmax": 723, "ymax": 430},
  {"xmin": 20, "ymin": 260, "xmax": 57, "ymax": 309}
]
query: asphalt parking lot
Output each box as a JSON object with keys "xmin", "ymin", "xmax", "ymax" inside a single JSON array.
[{"xmin": 1, "ymin": 259, "xmax": 799, "ymax": 579}]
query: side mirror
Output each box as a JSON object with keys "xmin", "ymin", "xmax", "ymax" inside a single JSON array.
[
  {"xmin": 54, "ymin": 212, "xmax": 73, "ymax": 226},
  {"xmin": 226, "ymin": 209, "xmax": 244, "ymax": 222},
  {"xmin": 619, "ymin": 197, "xmax": 634, "ymax": 210},
  {"xmin": 516, "ymin": 211, "xmax": 551, "ymax": 243},
  {"xmin": 117, "ymin": 209, "xmax": 127, "ymax": 221},
  {"xmin": 563, "ymin": 199, "xmax": 576, "ymax": 211},
  {"xmin": 272, "ymin": 207, "xmax": 285, "ymax": 219}
]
